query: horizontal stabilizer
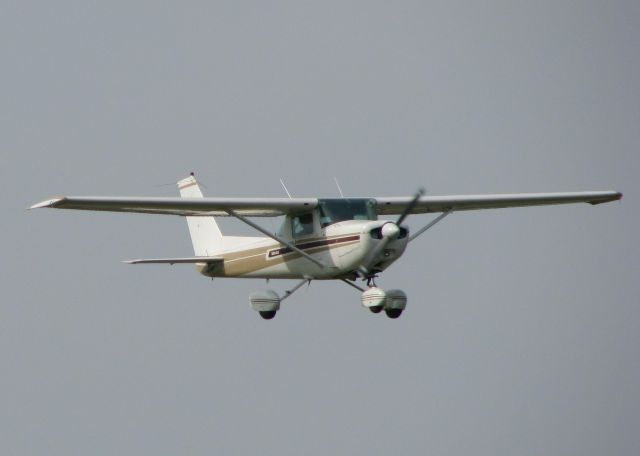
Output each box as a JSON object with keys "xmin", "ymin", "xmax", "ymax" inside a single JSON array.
[{"xmin": 124, "ymin": 256, "xmax": 223, "ymax": 265}]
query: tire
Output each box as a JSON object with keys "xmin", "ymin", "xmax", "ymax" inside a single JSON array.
[
  {"xmin": 259, "ymin": 311, "xmax": 277, "ymax": 320},
  {"xmin": 385, "ymin": 308, "xmax": 402, "ymax": 319}
]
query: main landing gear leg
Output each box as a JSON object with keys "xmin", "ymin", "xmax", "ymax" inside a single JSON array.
[{"xmin": 281, "ymin": 278, "xmax": 311, "ymax": 302}]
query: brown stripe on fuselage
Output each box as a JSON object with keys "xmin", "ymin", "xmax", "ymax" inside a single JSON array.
[
  {"xmin": 267, "ymin": 235, "xmax": 360, "ymax": 258},
  {"xmin": 211, "ymin": 234, "xmax": 361, "ymax": 277}
]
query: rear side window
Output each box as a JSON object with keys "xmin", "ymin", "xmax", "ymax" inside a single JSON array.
[{"xmin": 292, "ymin": 212, "xmax": 314, "ymax": 238}]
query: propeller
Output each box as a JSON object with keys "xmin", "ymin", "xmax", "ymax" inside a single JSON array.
[
  {"xmin": 358, "ymin": 188, "xmax": 425, "ymax": 277},
  {"xmin": 396, "ymin": 187, "xmax": 425, "ymax": 225}
]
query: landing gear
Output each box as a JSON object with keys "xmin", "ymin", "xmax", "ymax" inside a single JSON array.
[
  {"xmin": 250, "ymin": 290, "xmax": 280, "ymax": 319},
  {"xmin": 359, "ymin": 286, "xmax": 407, "ymax": 319},
  {"xmin": 249, "ymin": 278, "xmax": 311, "ymax": 320}
]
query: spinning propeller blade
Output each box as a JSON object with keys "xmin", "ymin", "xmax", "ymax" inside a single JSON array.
[{"xmin": 396, "ymin": 187, "xmax": 425, "ymax": 225}]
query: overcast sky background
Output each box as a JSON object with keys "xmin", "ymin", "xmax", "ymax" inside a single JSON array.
[{"xmin": 2, "ymin": 1, "xmax": 638, "ymax": 455}]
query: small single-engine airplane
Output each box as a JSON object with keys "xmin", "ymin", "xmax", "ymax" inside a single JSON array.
[{"xmin": 31, "ymin": 174, "xmax": 621, "ymax": 319}]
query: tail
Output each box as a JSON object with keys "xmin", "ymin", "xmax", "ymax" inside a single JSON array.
[{"xmin": 177, "ymin": 173, "xmax": 224, "ymax": 256}]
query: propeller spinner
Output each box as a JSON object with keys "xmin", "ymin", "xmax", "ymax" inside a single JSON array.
[{"xmin": 358, "ymin": 188, "xmax": 425, "ymax": 277}]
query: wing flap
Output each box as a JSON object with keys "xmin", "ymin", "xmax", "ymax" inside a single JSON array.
[{"xmin": 375, "ymin": 191, "xmax": 622, "ymax": 215}]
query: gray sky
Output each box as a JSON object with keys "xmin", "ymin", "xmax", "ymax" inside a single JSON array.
[{"xmin": 2, "ymin": 1, "xmax": 638, "ymax": 455}]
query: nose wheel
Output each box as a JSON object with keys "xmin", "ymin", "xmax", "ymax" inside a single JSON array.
[{"xmin": 340, "ymin": 279, "xmax": 407, "ymax": 319}]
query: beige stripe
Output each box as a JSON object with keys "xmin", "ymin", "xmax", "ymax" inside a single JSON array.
[{"xmin": 216, "ymin": 239, "xmax": 360, "ymax": 276}]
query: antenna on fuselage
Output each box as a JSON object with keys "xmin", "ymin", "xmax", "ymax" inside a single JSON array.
[
  {"xmin": 279, "ymin": 179, "xmax": 293, "ymax": 199},
  {"xmin": 333, "ymin": 177, "xmax": 345, "ymax": 198}
]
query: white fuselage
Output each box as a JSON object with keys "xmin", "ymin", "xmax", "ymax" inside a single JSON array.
[{"xmin": 196, "ymin": 219, "xmax": 409, "ymax": 280}]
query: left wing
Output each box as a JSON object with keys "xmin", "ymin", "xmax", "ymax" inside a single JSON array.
[{"xmin": 30, "ymin": 196, "xmax": 318, "ymax": 217}]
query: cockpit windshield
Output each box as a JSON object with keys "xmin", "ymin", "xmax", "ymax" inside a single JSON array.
[{"xmin": 318, "ymin": 198, "xmax": 377, "ymax": 228}]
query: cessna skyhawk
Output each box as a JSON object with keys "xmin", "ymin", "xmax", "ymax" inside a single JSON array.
[{"xmin": 31, "ymin": 174, "xmax": 621, "ymax": 319}]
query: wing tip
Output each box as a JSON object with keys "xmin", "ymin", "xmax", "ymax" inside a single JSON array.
[
  {"xmin": 589, "ymin": 191, "xmax": 623, "ymax": 205},
  {"xmin": 28, "ymin": 197, "xmax": 65, "ymax": 210}
]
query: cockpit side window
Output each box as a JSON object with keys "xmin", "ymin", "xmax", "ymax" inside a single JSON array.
[{"xmin": 291, "ymin": 212, "xmax": 315, "ymax": 238}]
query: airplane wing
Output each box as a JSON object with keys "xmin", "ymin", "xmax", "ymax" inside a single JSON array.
[
  {"xmin": 30, "ymin": 196, "xmax": 317, "ymax": 217},
  {"xmin": 375, "ymin": 191, "xmax": 622, "ymax": 215},
  {"xmin": 31, "ymin": 191, "xmax": 621, "ymax": 217},
  {"xmin": 124, "ymin": 256, "xmax": 224, "ymax": 264}
]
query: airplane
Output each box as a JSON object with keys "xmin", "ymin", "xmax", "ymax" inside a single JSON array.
[{"xmin": 30, "ymin": 173, "xmax": 622, "ymax": 320}]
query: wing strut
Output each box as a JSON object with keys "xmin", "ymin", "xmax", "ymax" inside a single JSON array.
[
  {"xmin": 409, "ymin": 207, "xmax": 454, "ymax": 242},
  {"xmin": 226, "ymin": 210, "xmax": 327, "ymax": 269}
]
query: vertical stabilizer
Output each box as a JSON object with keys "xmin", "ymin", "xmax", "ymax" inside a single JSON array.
[{"xmin": 177, "ymin": 173, "xmax": 224, "ymax": 256}]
